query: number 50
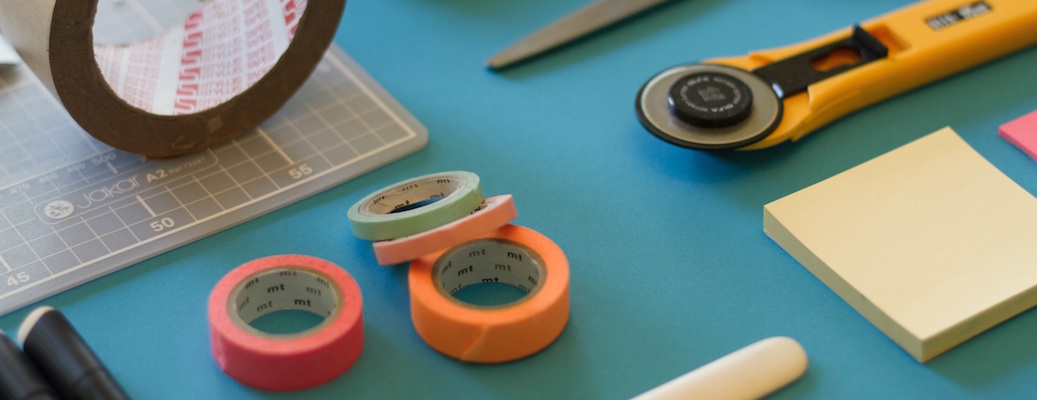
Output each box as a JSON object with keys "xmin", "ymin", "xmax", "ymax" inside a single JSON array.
[{"xmin": 150, "ymin": 217, "xmax": 176, "ymax": 232}]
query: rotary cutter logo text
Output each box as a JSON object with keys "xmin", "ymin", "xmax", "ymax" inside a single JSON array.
[{"xmin": 698, "ymin": 86, "xmax": 727, "ymax": 103}]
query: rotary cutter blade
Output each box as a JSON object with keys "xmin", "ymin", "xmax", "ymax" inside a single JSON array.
[
  {"xmin": 637, "ymin": 64, "xmax": 783, "ymax": 150},
  {"xmin": 637, "ymin": 0, "xmax": 1037, "ymax": 151}
]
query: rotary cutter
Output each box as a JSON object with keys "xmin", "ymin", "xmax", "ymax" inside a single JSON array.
[{"xmin": 636, "ymin": 0, "xmax": 1037, "ymax": 150}]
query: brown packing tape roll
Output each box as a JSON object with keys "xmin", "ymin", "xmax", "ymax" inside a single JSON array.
[{"xmin": 0, "ymin": 0, "xmax": 346, "ymax": 158}]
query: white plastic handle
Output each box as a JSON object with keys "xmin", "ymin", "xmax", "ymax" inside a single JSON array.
[{"xmin": 633, "ymin": 337, "xmax": 808, "ymax": 400}]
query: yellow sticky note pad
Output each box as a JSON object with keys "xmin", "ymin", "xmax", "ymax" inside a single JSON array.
[{"xmin": 764, "ymin": 127, "xmax": 1037, "ymax": 362}]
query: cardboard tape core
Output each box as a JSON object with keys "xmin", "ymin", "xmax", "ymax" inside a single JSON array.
[
  {"xmin": 0, "ymin": 0, "xmax": 345, "ymax": 157},
  {"xmin": 228, "ymin": 266, "xmax": 339, "ymax": 334},
  {"xmin": 361, "ymin": 175, "xmax": 467, "ymax": 215},
  {"xmin": 433, "ymin": 239, "xmax": 544, "ymax": 304}
]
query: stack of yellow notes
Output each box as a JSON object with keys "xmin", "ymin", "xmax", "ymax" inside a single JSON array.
[{"xmin": 765, "ymin": 127, "xmax": 1037, "ymax": 362}]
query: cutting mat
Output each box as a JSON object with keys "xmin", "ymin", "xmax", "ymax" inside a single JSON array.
[{"xmin": 0, "ymin": 0, "xmax": 427, "ymax": 315}]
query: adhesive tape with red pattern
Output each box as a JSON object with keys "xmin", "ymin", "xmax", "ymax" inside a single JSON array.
[{"xmin": 0, "ymin": 0, "xmax": 345, "ymax": 157}]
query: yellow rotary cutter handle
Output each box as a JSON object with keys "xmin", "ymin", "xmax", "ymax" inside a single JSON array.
[{"xmin": 636, "ymin": 0, "xmax": 1037, "ymax": 150}]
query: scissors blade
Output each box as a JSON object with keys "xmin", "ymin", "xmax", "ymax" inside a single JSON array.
[{"xmin": 487, "ymin": 0, "xmax": 675, "ymax": 70}]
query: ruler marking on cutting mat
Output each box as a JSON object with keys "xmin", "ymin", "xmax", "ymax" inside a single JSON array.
[
  {"xmin": 256, "ymin": 127, "xmax": 294, "ymax": 165},
  {"xmin": 0, "ymin": 0, "xmax": 427, "ymax": 314},
  {"xmin": 136, "ymin": 196, "xmax": 157, "ymax": 217}
]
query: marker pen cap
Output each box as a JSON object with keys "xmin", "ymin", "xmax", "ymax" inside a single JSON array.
[
  {"xmin": 0, "ymin": 329, "xmax": 58, "ymax": 400},
  {"xmin": 19, "ymin": 307, "xmax": 128, "ymax": 400}
]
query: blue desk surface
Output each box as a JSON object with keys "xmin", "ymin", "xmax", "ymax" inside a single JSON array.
[{"xmin": 4, "ymin": 0, "xmax": 1037, "ymax": 398}]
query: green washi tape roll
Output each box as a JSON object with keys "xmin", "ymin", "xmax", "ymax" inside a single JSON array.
[{"xmin": 348, "ymin": 171, "xmax": 484, "ymax": 241}]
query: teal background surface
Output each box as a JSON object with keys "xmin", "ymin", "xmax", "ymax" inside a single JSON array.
[{"xmin": 5, "ymin": 0, "xmax": 1037, "ymax": 398}]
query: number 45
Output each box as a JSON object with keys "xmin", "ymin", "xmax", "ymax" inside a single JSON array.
[{"xmin": 6, "ymin": 272, "xmax": 29, "ymax": 286}]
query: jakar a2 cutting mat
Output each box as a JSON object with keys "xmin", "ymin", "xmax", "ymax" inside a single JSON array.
[{"xmin": 0, "ymin": 0, "xmax": 427, "ymax": 315}]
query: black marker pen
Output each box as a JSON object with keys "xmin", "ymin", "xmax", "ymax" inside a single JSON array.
[
  {"xmin": 19, "ymin": 307, "xmax": 128, "ymax": 400},
  {"xmin": 0, "ymin": 329, "xmax": 57, "ymax": 400}
]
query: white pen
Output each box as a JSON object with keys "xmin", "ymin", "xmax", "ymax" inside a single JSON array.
[{"xmin": 633, "ymin": 337, "xmax": 808, "ymax": 400}]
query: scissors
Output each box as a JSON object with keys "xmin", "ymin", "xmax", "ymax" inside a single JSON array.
[
  {"xmin": 487, "ymin": 0, "xmax": 679, "ymax": 70},
  {"xmin": 636, "ymin": 0, "xmax": 1037, "ymax": 151}
]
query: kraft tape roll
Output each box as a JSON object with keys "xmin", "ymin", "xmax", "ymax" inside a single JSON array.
[
  {"xmin": 0, "ymin": 0, "xmax": 345, "ymax": 157},
  {"xmin": 348, "ymin": 171, "xmax": 484, "ymax": 241},
  {"xmin": 409, "ymin": 224, "xmax": 569, "ymax": 363},
  {"xmin": 0, "ymin": 34, "xmax": 17, "ymax": 65},
  {"xmin": 373, "ymin": 194, "xmax": 518, "ymax": 265},
  {"xmin": 208, "ymin": 255, "xmax": 363, "ymax": 391}
]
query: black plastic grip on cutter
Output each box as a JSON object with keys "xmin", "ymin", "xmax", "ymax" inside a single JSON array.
[
  {"xmin": 753, "ymin": 25, "xmax": 889, "ymax": 98},
  {"xmin": 0, "ymin": 331, "xmax": 58, "ymax": 400},
  {"xmin": 20, "ymin": 308, "xmax": 128, "ymax": 400}
]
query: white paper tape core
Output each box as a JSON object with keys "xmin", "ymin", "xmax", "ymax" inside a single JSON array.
[
  {"xmin": 360, "ymin": 176, "xmax": 466, "ymax": 215},
  {"xmin": 228, "ymin": 266, "xmax": 339, "ymax": 334},
  {"xmin": 433, "ymin": 239, "xmax": 545, "ymax": 304}
]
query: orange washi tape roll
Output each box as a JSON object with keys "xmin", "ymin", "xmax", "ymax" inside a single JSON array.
[
  {"xmin": 409, "ymin": 224, "xmax": 569, "ymax": 363},
  {"xmin": 208, "ymin": 255, "xmax": 363, "ymax": 391}
]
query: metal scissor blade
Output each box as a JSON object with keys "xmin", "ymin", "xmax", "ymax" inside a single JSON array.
[{"xmin": 487, "ymin": 0, "xmax": 675, "ymax": 70}]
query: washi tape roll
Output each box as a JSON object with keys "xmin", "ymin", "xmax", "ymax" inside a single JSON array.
[
  {"xmin": 348, "ymin": 171, "xmax": 484, "ymax": 241},
  {"xmin": 208, "ymin": 255, "xmax": 363, "ymax": 391},
  {"xmin": 409, "ymin": 224, "xmax": 569, "ymax": 363},
  {"xmin": 0, "ymin": 0, "xmax": 345, "ymax": 157},
  {"xmin": 373, "ymin": 194, "xmax": 518, "ymax": 265}
]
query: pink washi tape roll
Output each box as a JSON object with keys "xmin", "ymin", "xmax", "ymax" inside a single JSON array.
[
  {"xmin": 373, "ymin": 195, "xmax": 518, "ymax": 265},
  {"xmin": 208, "ymin": 255, "xmax": 363, "ymax": 391},
  {"xmin": 999, "ymin": 109, "xmax": 1037, "ymax": 162}
]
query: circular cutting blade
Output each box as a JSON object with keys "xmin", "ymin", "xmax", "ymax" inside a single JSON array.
[{"xmin": 636, "ymin": 64, "xmax": 782, "ymax": 150}]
